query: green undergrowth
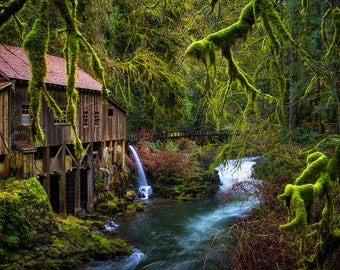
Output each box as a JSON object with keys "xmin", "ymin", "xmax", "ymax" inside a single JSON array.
[
  {"xmin": 233, "ymin": 135, "xmax": 340, "ymax": 269},
  {"xmin": 126, "ymin": 139, "xmax": 220, "ymax": 200}
]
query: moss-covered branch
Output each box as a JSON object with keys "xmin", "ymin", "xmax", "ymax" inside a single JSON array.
[
  {"xmin": 326, "ymin": 7, "xmax": 340, "ymax": 57},
  {"xmin": 185, "ymin": 0, "xmax": 294, "ymax": 116},
  {"xmin": 50, "ymin": 0, "xmax": 83, "ymax": 156},
  {"xmin": 278, "ymin": 143, "xmax": 340, "ymax": 268},
  {"xmin": 23, "ymin": 0, "xmax": 50, "ymax": 143}
]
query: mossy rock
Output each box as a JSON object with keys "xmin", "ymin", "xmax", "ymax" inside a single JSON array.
[{"xmin": 0, "ymin": 177, "xmax": 54, "ymax": 249}]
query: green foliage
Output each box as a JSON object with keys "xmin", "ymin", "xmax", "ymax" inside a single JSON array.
[
  {"xmin": 126, "ymin": 141, "xmax": 219, "ymax": 200},
  {"xmin": 185, "ymin": 0, "xmax": 294, "ymax": 119},
  {"xmin": 6, "ymin": 235, "xmax": 20, "ymax": 249},
  {"xmin": 278, "ymin": 142, "xmax": 340, "ymax": 268},
  {"xmin": 0, "ymin": 177, "xmax": 54, "ymax": 250}
]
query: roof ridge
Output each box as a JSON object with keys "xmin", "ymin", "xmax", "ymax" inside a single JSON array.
[{"xmin": 0, "ymin": 44, "xmax": 102, "ymax": 91}]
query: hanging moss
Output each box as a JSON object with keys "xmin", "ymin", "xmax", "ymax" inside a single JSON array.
[
  {"xmin": 278, "ymin": 143, "xmax": 340, "ymax": 268},
  {"xmin": 295, "ymin": 152, "xmax": 328, "ymax": 185},
  {"xmin": 43, "ymin": 90, "xmax": 63, "ymax": 120},
  {"xmin": 185, "ymin": 0, "xmax": 295, "ymax": 117},
  {"xmin": 278, "ymin": 184, "xmax": 314, "ymax": 233},
  {"xmin": 51, "ymin": 0, "xmax": 84, "ymax": 156},
  {"xmin": 326, "ymin": 7, "xmax": 340, "ymax": 57},
  {"xmin": 185, "ymin": 39, "xmax": 215, "ymax": 69},
  {"xmin": 327, "ymin": 142, "xmax": 340, "ymax": 182},
  {"xmin": 51, "ymin": 0, "xmax": 110, "ymax": 156},
  {"xmin": 23, "ymin": 0, "xmax": 50, "ymax": 143},
  {"xmin": 80, "ymin": 37, "xmax": 109, "ymax": 100}
]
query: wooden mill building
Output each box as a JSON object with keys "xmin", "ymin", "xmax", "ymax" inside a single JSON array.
[{"xmin": 0, "ymin": 44, "xmax": 127, "ymax": 216}]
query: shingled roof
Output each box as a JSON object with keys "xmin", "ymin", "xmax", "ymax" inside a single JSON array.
[{"xmin": 0, "ymin": 44, "xmax": 101, "ymax": 91}]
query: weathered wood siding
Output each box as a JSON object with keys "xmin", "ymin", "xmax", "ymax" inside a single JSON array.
[
  {"xmin": 0, "ymin": 85, "xmax": 9, "ymax": 155},
  {"xmin": 10, "ymin": 81, "xmax": 30, "ymax": 142},
  {"xmin": 10, "ymin": 82, "xmax": 126, "ymax": 147},
  {"xmin": 77, "ymin": 89, "xmax": 103, "ymax": 143},
  {"xmin": 41, "ymin": 85, "xmax": 73, "ymax": 146},
  {"xmin": 103, "ymin": 100, "xmax": 126, "ymax": 141}
]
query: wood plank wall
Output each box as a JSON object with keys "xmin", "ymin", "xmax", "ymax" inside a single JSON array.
[{"xmin": 0, "ymin": 86, "xmax": 9, "ymax": 155}]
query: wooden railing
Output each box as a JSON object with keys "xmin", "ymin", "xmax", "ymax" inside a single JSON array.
[{"xmin": 126, "ymin": 130, "xmax": 231, "ymax": 145}]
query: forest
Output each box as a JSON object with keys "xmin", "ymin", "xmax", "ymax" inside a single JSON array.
[{"xmin": 0, "ymin": 0, "xmax": 340, "ymax": 269}]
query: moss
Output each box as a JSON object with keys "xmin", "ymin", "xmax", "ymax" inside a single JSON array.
[
  {"xmin": 295, "ymin": 152, "xmax": 328, "ymax": 185},
  {"xmin": 185, "ymin": 39, "xmax": 215, "ymax": 68},
  {"xmin": 23, "ymin": 0, "xmax": 50, "ymax": 143},
  {"xmin": 80, "ymin": 37, "xmax": 109, "ymax": 99},
  {"xmin": 0, "ymin": 177, "xmax": 54, "ymax": 249},
  {"xmin": 185, "ymin": 0, "xmax": 294, "ymax": 117},
  {"xmin": 278, "ymin": 144, "xmax": 340, "ymax": 267},
  {"xmin": 326, "ymin": 7, "xmax": 340, "ymax": 57}
]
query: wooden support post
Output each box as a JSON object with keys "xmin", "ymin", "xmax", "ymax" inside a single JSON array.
[
  {"xmin": 87, "ymin": 143, "xmax": 94, "ymax": 211},
  {"xmin": 121, "ymin": 140, "xmax": 126, "ymax": 168},
  {"xmin": 113, "ymin": 140, "xmax": 117, "ymax": 163},
  {"xmin": 74, "ymin": 156, "xmax": 81, "ymax": 213},
  {"xmin": 59, "ymin": 171, "xmax": 67, "ymax": 218},
  {"xmin": 43, "ymin": 147, "xmax": 50, "ymax": 199},
  {"xmin": 59, "ymin": 145, "xmax": 67, "ymax": 218},
  {"xmin": 4, "ymin": 153, "xmax": 9, "ymax": 179}
]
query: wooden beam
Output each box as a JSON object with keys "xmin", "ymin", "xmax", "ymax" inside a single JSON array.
[
  {"xmin": 43, "ymin": 147, "xmax": 50, "ymax": 199},
  {"xmin": 87, "ymin": 143, "xmax": 94, "ymax": 211},
  {"xmin": 113, "ymin": 140, "xmax": 117, "ymax": 163},
  {"xmin": 74, "ymin": 157, "xmax": 81, "ymax": 213}
]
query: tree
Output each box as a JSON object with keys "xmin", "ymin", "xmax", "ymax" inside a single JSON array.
[
  {"xmin": 185, "ymin": 0, "xmax": 339, "ymax": 152},
  {"xmin": 103, "ymin": 0, "xmax": 192, "ymax": 133}
]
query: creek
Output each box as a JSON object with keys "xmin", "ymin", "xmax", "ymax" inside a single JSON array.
[{"xmin": 78, "ymin": 157, "xmax": 261, "ymax": 270}]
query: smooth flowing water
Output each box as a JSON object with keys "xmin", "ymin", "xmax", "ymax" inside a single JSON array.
[
  {"xmin": 129, "ymin": 145, "xmax": 153, "ymax": 199},
  {"xmin": 78, "ymin": 157, "xmax": 261, "ymax": 270}
]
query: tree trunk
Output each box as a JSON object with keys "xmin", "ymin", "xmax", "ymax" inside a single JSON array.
[{"xmin": 289, "ymin": 5, "xmax": 299, "ymax": 142}]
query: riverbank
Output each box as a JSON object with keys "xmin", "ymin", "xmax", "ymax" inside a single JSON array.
[{"xmin": 0, "ymin": 177, "xmax": 132, "ymax": 269}]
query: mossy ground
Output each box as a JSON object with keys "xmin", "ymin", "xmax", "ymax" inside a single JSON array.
[{"xmin": 0, "ymin": 178, "xmax": 131, "ymax": 269}]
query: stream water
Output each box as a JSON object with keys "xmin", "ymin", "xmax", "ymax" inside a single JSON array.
[{"xmin": 78, "ymin": 157, "xmax": 261, "ymax": 270}]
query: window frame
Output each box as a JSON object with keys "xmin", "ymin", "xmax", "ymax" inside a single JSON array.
[
  {"xmin": 54, "ymin": 106, "xmax": 67, "ymax": 125},
  {"xmin": 21, "ymin": 104, "xmax": 30, "ymax": 126},
  {"xmin": 94, "ymin": 111, "xmax": 99, "ymax": 127},
  {"xmin": 83, "ymin": 110, "xmax": 88, "ymax": 127}
]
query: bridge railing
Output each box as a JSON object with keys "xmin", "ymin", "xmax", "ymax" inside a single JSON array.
[{"xmin": 126, "ymin": 130, "xmax": 231, "ymax": 145}]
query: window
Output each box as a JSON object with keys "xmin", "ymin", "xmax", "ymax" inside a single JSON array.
[
  {"xmin": 94, "ymin": 111, "xmax": 99, "ymax": 127},
  {"xmin": 108, "ymin": 109, "xmax": 113, "ymax": 117},
  {"xmin": 21, "ymin": 104, "xmax": 30, "ymax": 125},
  {"xmin": 54, "ymin": 106, "xmax": 67, "ymax": 125},
  {"xmin": 83, "ymin": 111, "xmax": 88, "ymax": 127}
]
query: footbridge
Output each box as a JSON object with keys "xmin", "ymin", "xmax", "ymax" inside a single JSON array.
[{"xmin": 126, "ymin": 130, "xmax": 231, "ymax": 145}]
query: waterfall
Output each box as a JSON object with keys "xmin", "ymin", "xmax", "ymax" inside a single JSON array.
[
  {"xmin": 218, "ymin": 157, "xmax": 258, "ymax": 192},
  {"xmin": 129, "ymin": 145, "xmax": 152, "ymax": 199}
]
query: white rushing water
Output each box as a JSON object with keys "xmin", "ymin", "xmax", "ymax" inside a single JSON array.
[
  {"xmin": 78, "ymin": 157, "xmax": 262, "ymax": 270},
  {"xmin": 129, "ymin": 145, "xmax": 153, "ymax": 199}
]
